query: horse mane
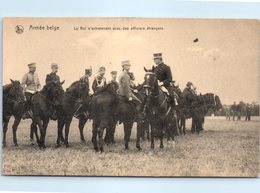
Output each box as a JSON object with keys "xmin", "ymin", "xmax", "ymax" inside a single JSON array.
[{"xmin": 68, "ymin": 81, "xmax": 80, "ymax": 90}]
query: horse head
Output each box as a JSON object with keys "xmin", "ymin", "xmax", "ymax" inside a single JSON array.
[
  {"xmin": 6, "ymin": 79, "xmax": 24, "ymax": 102},
  {"xmin": 67, "ymin": 80, "xmax": 89, "ymax": 101},
  {"xmin": 143, "ymin": 72, "xmax": 159, "ymax": 96},
  {"xmin": 214, "ymin": 95, "xmax": 222, "ymax": 111}
]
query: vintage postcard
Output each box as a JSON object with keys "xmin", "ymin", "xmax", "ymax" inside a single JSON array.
[{"xmin": 2, "ymin": 18, "xmax": 260, "ymax": 176}]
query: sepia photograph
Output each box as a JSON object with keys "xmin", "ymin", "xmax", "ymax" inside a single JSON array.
[{"xmin": 2, "ymin": 17, "xmax": 260, "ymax": 176}]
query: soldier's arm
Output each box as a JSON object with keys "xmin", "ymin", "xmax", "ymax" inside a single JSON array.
[
  {"xmin": 21, "ymin": 74, "xmax": 28, "ymax": 92},
  {"xmin": 92, "ymin": 79, "xmax": 97, "ymax": 93},
  {"xmin": 163, "ymin": 66, "xmax": 173, "ymax": 85},
  {"xmin": 37, "ymin": 78, "xmax": 41, "ymax": 91}
]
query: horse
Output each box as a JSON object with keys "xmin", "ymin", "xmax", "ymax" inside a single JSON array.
[
  {"xmin": 30, "ymin": 81, "xmax": 64, "ymax": 148},
  {"xmin": 90, "ymin": 82, "xmax": 118, "ymax": 152},
  {"xmin": 142, "ymin": 71, "xmax": 177, "ymax": 149},
  {"xmin": 56, "ymin": 79, "xmax": 90, "ymax": 148},
  {"xmin": 2, "ymin": 79, "xmax": 25, "ymax": 147}
]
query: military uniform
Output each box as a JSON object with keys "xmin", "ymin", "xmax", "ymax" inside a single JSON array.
[
  {"xmin": 92, "ymin": 75, "xmax": 106, "ymax": 94},
  {"xmin": 109, "ymin": 71, "xmax": 119, "ymax": 91},
  {"xmin": 46, "ymin": 72, "xmax": 60, "ymax": 84},
  {"xmin": 152, "ymin": 53, "xmax": 177, "ymax": 106},
  {"xmin": 80, "ymin": 69, "xmax": 92, "ymax": 86},
  {"xmin": 21, "ymin": 63, "xmax": 41, "ymax": 118},
  {"xmin": 118, "ymin": 70, "xmax": 132, "ymax": 98},
  {"xmin": 152, "ymin": 63, "xmax": 173, "ymax": 87}
]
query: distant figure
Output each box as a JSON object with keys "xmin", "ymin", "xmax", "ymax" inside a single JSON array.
[
  {"xmin": 231, "ymin": 101, "xmax": 237, "ymax": 121},
  {"xmin": 45, "ymin": 63, "xmax": 60, "ymax": 84},
  {"xmin": 245, "ymin": 103, "xmax": 251, "ymax": 121},
  {"xmin": 92, "ymin": 66, "xmax": 106, "ymax": 94},
  {"xmin": 226, "ymin": 108, "xmax": 231, "ymax": 120}
]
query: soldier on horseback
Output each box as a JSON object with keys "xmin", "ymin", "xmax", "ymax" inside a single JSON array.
[
  {"xmin": 45, "ymin": 63, "xmax": 62, "ymax": 120},
  {"xmin": 118, "ymin": 60, "xmax": 140, "ymax": 103},
  {"xmin": 92, "ymin": 66, "xmax": 107, "ymax": 94},
  {"xmin": 45, "ymin": 63, "xmax": 60, "ymax": 84},
  {"xmin": 109, "ymin": 71, "xmax": 119, "ymax": 91},
  {"xmin": 80, "ymin": 68, "xmax": 92, "ymax": 86},
  {"xmin": 151, "ymin": 53, "xmax": 178, "ymax": 107},
  {"xmin": 21, "ymin": 63, "xmax": 41, "ymax": 118}
]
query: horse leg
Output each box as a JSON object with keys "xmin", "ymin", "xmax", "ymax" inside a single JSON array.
[
  {"xmin": 110, "ymin": 120, "xmax": 117, "ymax": 144},
  {"xmin": 12, "ymin": 117, "xmax": 21, "ymax": 146},
  {"xmin": 3, "ymin": 117, "xmax": 10, "ymax": 147},
  {"xmin": 30, "ymin": 120, "xmax": 39, "ymax": 145},
  {"xmin": 41, "ymin": 118, "xmax": 49, "ymax": 148},
  {"xmin": 150, "ymin": 126, "xmax": 155, "ymax": 149},
  {"xmin": 146, "ymin": 123, "xmax": 150, "ymax": 141},
  {"xmin": 159, "ymin": 128, "xmax": 164, "ymax": 149},
  {"xmin": 92, "ymin": 120, "xmax": 99, "ymax": 152},
  {"xmin": 98, "ymin": 126, "xmax": 105, "ymax": 153},
  {"xmin": 56, "ymin": 118, "xmax": 64, "ymax": 148},
  {"xmin": 64, "ymin": 118, "xmax": 72, "ymax": 148},
  {"xmin": 35, "ymin": 117, "xmax": 44, "ymax": 148},
  {"xmin": 78, "ymin": 116, "xmax": 87, "ymax": 143},
  {"xmin": 136, "ymin": 122, "xmax": 143, "ymax": 151},
  {"xmin": 123, "ymin": 121, "xmax": 133, "ymax": 150},
  {"xmin": 183, "ymin": 118, "xmax": 186, "ymax": 135}
]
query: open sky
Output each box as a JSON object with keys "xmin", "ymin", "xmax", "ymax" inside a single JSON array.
[{"xmin": 3, "ymin": 18, "xmax": 260, "ymax": 105}]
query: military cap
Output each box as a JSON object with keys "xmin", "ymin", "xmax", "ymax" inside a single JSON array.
[
  {"xmin": 121, "ymin": 60, "xmax": 131, "ymax": 67},
  {"xmin": 111, "ymin": 71, "xmax": 117, "ymax": 75},
  {"xmin": 51, "ymin": 63, "xmax": 58, "ymax": 68},
  {"xmin": 153, "ymin": 53, "xmax": 162, "ymax": 59},
  {"xmin": 98, "ymin": 66, "xmax": 106, "ymax": 72},
  {"xmin": 28, "ymin": 63, "xmax": 36, "ymax": 68},
  {"xmin": 186, "ymin": 82, "xmax": 193, "ymax": 87}
]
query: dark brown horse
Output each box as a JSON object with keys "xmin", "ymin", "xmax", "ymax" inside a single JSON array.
[
  {"xmin": 142, "ymin": 72, "xmax": 177, "ymax": 149},
  {"xmin": 2, "ymin": 79, "xmax": 25, "ymax": 147},
  {"xmin": 90, "ymin": 82, "xmax": 118, "ymax": 152},
  {"xmin": 30, "ymin": 81, "xmax": 64, "ymax": 148},
  {"xmin": 56, "ymin": 80, "xmax": 90, "ymax": 148}
]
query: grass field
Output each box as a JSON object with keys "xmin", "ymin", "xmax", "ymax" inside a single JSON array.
[{"xmin": 2, "ymin": 116, "xmax": 259, "ymax": 177}]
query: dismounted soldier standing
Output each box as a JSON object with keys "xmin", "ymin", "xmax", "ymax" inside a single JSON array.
[
  {"xmin": 151, "ymin": 53, "xmax": 178, "ymax": 106},
  {"xmin": 109, "ymin": 71, "xmax": 119, "ymax": 91},
  {"xmin": 45, "ymin": 63, "xmax": 60, "ymax": 84},
  {"xmin": 231, "ymin": 101, "xmax": 237, "ymax": 121},
  {"xmin": 245, "ymin": 103, "xmax": 251, "ymax": 121},
  {"xmin": 21, "ymin": 63, "xmax": 41, "ymax": 118},
  {"xmin": 92, "ymin": 66, "xmax": 107, "ymax": 94}
]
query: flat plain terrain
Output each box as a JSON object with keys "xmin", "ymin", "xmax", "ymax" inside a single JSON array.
[{"xmin": 2, "ymin": 116, "xmax": 259, "ymax": 177}]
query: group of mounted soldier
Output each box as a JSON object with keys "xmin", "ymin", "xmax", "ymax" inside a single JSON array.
[{"xmin": 3, "ymin": 53, "xmax": 222, "ymax": 152}]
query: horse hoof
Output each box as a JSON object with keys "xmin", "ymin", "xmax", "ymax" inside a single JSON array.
[
  {"xmin": 56, "ymin": 144, "xmax": 61, "ymax": 148},
  {"xmin": 65, "ymin": 144, "xmax": 70, "ymax": 148},
  {"xmin": 94, "ymin": 147, "xmax": 98, "ymax": 152},
  {"xmin": 160, "ymin": 145, "xmax": 164, "ymax": 149},
  {"xmin": 2, "ymin": 143, "xmax": 6, "ymax": 148},
  {"xmin": 81, "ymin": 139, "xmax": 86, "ymax": 144},
  {"xmin": 151, "ymin": 145, "xmax": 154, "ymax": 149},
  {"xmin": 136, "ymin": 146, "xmax": 142, "ymax": 151},
  {"xmin": 14, "ymin": 143, "xmax": 19, "ymax": 147}
]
